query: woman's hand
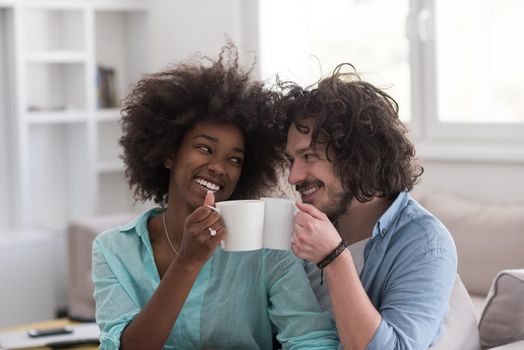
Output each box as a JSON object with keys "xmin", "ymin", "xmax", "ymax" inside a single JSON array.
[{"xmin": 177, "ymin": 191, "xmax": 226, "ymax": 267}]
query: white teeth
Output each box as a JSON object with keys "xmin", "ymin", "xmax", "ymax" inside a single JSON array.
[
  {"xmin": 195, "ymin": 178, "xmax": 220, "ymax": 192},
  {"xmin": 301, "ymin": 186, "xmax": 319, "ymax": 196}
]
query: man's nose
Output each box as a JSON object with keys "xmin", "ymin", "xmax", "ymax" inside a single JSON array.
[{"xmin": 287, "ymin": 161, "xmax": 306, "ymax": 185}]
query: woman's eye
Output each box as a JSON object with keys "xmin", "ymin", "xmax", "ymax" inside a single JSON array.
[
  {"xmin": 197, "ymin": 145, "xmax": 211, "ymax": 153},
  {"xmin": 230, "ymin": 157, "xmax": 243, "ymax": 165}
]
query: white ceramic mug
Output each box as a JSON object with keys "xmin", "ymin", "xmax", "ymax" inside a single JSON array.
[
  {"xmin": 215, "ymin": 200, "xmax": 265, "ymax": 251},
  {"xmin": 261, "ymin": 197, "xmax": 297, "ymax": 250}
]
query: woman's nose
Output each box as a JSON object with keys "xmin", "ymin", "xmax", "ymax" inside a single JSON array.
[{"xmin": 208, "ymin": 158, "xmax": 226, "ymax": 176}]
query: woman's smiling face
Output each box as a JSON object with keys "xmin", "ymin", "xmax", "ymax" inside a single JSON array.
[{"xmin": 165, "ymin": 121, "xmax": 245, "ymax": 209}]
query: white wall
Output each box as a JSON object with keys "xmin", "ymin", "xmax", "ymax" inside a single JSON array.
[
  {"xmin": 417, "ymin": 159, "xmax": 524, "ymax": 204},
  {"xmin": 149, "ymin": 0, "xmax": 257, "ymax": 72}
]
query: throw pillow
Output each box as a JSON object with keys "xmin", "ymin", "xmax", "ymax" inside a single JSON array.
[{"xmin": 479, "ymin": 269, "xmax": 524, "ymax": 349}]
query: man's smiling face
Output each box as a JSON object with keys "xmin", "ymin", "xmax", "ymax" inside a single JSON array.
[{"xmin": 285, "ymin": 118, "xmax": 352, "ymax": 221}]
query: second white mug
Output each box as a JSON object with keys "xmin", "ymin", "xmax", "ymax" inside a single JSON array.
[{"xmin": 261, "ymin": 197, "xmax": 297, "ymax": 250}]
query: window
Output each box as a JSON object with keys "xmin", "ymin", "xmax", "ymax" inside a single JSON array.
[
  {"xmin": 258, "ymin": 0, "xmax": 524, "ymax": 150},
  {"xmin": 259, "ymin": 0, "xmax": 411, "ymax": 121},
  {"xmin": 435, "ymin": 0, "xmax": 524, "ymax": 124}
]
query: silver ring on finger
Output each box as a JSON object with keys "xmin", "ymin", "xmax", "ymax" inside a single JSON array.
[{"xmin": 208, "ymin": 227, "xmax": 217, "ymax": 237}]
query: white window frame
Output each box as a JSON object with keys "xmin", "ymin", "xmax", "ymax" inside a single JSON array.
[
  {"xmin": 256, "ymin": 0, "xmax": 524, "ymax": 163},
  {"xmin": 408, "ymin": 0, "xmax": 524, "ymax": 162}
]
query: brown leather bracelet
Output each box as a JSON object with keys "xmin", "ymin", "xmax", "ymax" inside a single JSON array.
[{"xmin": 317, "ymin": 240, "xmax": 349, "ymax": 270}]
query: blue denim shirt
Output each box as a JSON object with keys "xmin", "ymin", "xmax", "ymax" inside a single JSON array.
[{"xmin": 305, "ymin": 192, "xmax": 457, "ymax": 350}]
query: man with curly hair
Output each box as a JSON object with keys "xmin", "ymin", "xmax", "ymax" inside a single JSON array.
[
  {"xmin": 280, "ymin": 65, "xmax": 457, "ymax": 350},
  {"xmin": 91, "ymin": 45, "xmax": 339, "ymax": 349}
]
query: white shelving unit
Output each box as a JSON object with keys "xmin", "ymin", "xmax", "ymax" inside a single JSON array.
[
  {"xmin": 8, "ymin": 0, "xmax": 150, "ymax": 230},
  {"xmin": 0, "ymin": 5, "xmax": 16, "ymax": 229}
]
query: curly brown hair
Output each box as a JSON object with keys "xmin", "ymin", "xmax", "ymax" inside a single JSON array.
[
  {"xmin": 119, "ymin": 45, "xmax": 284, "ymax": 205},
  {"xmin": 276, "ymin": 64, "xmax": 423, "ymax": 202}
]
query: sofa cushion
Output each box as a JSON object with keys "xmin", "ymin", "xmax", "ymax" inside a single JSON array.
[
  {"xmin": 479, "ymin": 269, "xmax": 524, "ymax": 349},
  {"xmin": 67, "ymin": 213, "xmax": 135, "ymax": 320},
  {"xmin": 413, "ymin": 191, "xmax": 524, "ymax": 296},
  {"xmin": 429, "ymin": 274, "xmax": 480, "ymax": 350},
  {"xmin": 489, "ymin": 340, "xmax": 524, "ymax": 350},
  {"xmin": 470, "ymin": 294, "xmax": 486, "ymax": 322}
]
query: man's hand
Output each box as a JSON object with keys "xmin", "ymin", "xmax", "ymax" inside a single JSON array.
[{"xmin": 292, "ymin": 201, "xmax": 342, "ymax": 263}]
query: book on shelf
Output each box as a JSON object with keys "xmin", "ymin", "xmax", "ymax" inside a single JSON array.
[{"xmin": 96, "ymin": 65, "xmax": 119, "ymax": 109}]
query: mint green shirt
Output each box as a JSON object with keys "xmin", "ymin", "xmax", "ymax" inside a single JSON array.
[{"xmin": 92, "ymin": 208, "xmax": 338, "ymax": 349}]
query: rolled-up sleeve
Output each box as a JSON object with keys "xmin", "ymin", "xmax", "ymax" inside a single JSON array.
[
  {"xmin": 92, "ymin": 238, "xmax": 140, "ymax": 349},
  {"xmin": 265, "ymin": 250, "xmax": 340, "ymax": 349},
  {"xmin": 366, "ymin": 248, "xmax": 456, "ymax": 350}
]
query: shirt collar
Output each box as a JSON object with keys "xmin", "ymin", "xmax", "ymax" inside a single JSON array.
[
  {"xmin": 371, "ymin": 191, "xmax": 410, "ymax": 239},
  {"xmin": 119, "ymin": 207, "xmax": 164, "ymax": 239}
]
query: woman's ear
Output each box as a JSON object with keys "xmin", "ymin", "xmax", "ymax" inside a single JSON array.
[{"xmin": 164, "ymin": 153, "xmax": 175, "ymax": 169}]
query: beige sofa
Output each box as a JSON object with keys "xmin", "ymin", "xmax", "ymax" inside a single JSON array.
[
  {"xmin": 67, "ymin": 191, "xmax": 524, "ymax": 349},
  {"xmin": 415, "ymin": 190, "xmax": 524, "ymax": 350}
]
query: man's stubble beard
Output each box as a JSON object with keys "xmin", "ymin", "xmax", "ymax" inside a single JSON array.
[
  {"xmin": 324, "ymin": 189, "xmax": 354, "ymax": 223},
  {"xmin": 305, "ymin": 185, "xmax": 354, "ymax": 223}
]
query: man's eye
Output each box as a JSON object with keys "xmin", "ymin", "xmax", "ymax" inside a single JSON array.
[{"xmin": 304, "ymin": 153, "xmax": 315, "ymax": 161}]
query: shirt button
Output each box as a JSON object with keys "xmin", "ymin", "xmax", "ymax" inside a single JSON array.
[{"xmin": 381, "ymin": 229, "xmax": 387, "ymax": 237}]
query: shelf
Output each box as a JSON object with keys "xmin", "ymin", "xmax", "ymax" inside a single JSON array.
[
  {"xmin": 97, "ymin": 119, "xmax": 122, "ymax": 163},
  {"xmin": 95, "ymin": 108, "xmax": 121, "ymax": 121},
  {"xmin": 24, "ymin": 7, "xmax": 84, "ymax": 52},
  {"xmin": 26, "ymin": 123, "xmax": 90, "ymax": 228},
  {"xmin": 95, "ymin": 10, "xmax": 148, "ymax": 108},
  {"xmin": 25, "ymin": 111, "xmax": 88, "ymax": 124},
  {"xmin": 23, "ymin": 50, "xmax": 87, "ymax": 63},
  {"xmin": 9, "ymin": 2, "xmax": 150, "ymax": 229},
  {"xmin": 27, "ymin": 62, "xmax": 86, "ymax": 112}
]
